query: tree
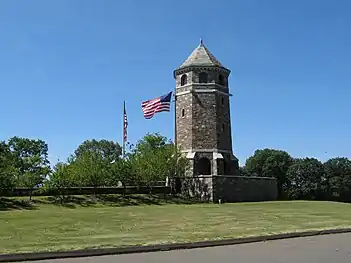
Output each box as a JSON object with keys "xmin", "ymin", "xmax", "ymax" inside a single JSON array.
[
  {"xmin": 109, "ymin": 158, "xmax": 136, "ymax": 193},
  {"xmin": 130, "ymin": 133, "xmax": 189, "ymax": 192},
  {"xmin": 74, "ymin": 139, "xmax": 122, "ymax": 163},
  {"xmin": 69, "ymin": 151, "xmax": 111, "ymax": 197},
  {"xmin": 158, "ymin": 143, "xmax": 189, "ymax": 181},
  {"xmin": 286, "ymin": 158, "xmax": 325, "ymax": 200},
  {"xmin": 129, "ymin": 150, "xmax": 158, "ymax": 189},
  {"xmin": 0, "ymin": 141, "xmax": 18, "ymax": 195},
  {"xmin": 21, "ymin": 155, "xmax": 51, "ymax": 200},
  {"xmin": 239, "ymin": 166, "xmax": 251, "ymax": 177},
  {"xmin": 8, "ymin": 137, "xmax": 51, "ymax": 200},
  {"xmin": 323, "ymin": 157, "xmax": 351, "ymax": 201},
  {"xmin": 245, "ymin": 148, "xmax": 293, "ymax": 198},
  {"xmin": 131, "ymin": 133, "xmax": 171, "ymax": 156},
  {"xmin": 70, "ymin": 139, "xmax": 122, "ymax": 193},
  {"xmin": 48, "ymin": 162, "xmax": 76, "ymax": 201}
]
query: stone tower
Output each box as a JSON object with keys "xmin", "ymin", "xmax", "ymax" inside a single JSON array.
[{"xmin": 174, "ymin": 40, "xmax": 239, "ymax": 177}]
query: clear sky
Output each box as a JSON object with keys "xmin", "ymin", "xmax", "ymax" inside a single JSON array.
[{"xmin": 0, "ymin": 0, "xmax": 350, "ymax": 165}]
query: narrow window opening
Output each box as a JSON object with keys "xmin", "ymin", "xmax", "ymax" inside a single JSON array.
[
  {"xmin": 181, "ymin": 109, "xmax": 185, "ymax": 117},
  {"xmin": 218, "ymin": 74, "xmax": 225, "ymax": 85},
  {"xmin": 221, "ymin": 97, "xmax": 224, "ymax": 105},
  {"xmin": 199, "ymin": 72, "xmax": 208, "ymax": 83},
  {"xmin": 180, "ymin": 74, "xmax": 187, "ymax": 86}
]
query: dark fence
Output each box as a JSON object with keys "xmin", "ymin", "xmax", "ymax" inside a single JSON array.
[{"xmin": 2, "ymin": 186, "xmax": 171, "ymax": 197}]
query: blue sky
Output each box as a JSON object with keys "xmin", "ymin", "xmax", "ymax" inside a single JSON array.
[{"xmin": 0, "ymin": 0, "xmax": 350, "ymax": 165}]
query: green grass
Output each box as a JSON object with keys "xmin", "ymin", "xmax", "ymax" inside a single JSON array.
[{"xmin": 1, "ymin": 196, "xmax": 351, "ymax": 254}]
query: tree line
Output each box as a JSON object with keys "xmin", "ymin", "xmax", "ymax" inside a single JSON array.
[
  {"xmin": 0, "ymin": 133, "xmax": 188, "ymax": 200},
  {"xmin": 1, "ymin": 134, "xmax": 350, "ymax": 202},
  {"xmin": 241, "ymin": 149, "xmax": 351, "ymax": 202}
]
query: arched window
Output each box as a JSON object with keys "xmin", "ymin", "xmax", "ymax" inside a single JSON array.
[
  {"xmin": 218, "ymin": 74, "xmax": 225, "ymax": 85},
  {"xmin": 199, "ymin": 72, "xmax": 208, "ymax": 83},
  {"xmin": 180, "ymin": 74, "xmax": 187, "ymax": 86}
]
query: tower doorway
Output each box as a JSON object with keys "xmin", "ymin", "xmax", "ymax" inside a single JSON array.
[{"xmin": 197, "ymin": 157, "xmax": 211, "ymax": 175}]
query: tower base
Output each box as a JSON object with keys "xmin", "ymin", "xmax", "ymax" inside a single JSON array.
[
  {"xmin": 181, "ymin": 175, "xmax": 278, "ymax": 203},
  {"xmin": 180, "ymin": 151, "xmax": 278, "ymax": 203},
  {"xmin": 184, "ymin": 150, "xmax": 239, "ymax": 177}
]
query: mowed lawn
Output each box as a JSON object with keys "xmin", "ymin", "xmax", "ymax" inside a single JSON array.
[{"xmin": 1, "ymin": 197, "xmax": 351, "ymax": 254}]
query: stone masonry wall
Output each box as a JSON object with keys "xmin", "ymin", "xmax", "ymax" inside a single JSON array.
[
  {"xmin": 213, "ymin": 176, "xmax": 278, "ymax": 203},
  {"xmin": 175, "ymin": 67, "xmax": 233, "ymax": 153},
  {"xmin": 181, "ymin": 175, "xmax": 214, "ymax": 202},
  {"xmin": 191, "ymin": 91, "xmax": 218, "ymax": 149},
  {"xmin": 175, "ymin": 92, "xmax": 192, "ymax": 151},
  {"xmin": 216, "ymin": 93, "xmax": 232, "ymax": 152},
  {"xmin": 217, "ymin": 153, "xmax": 240, "ymax": 175},
  {"xmin": 181, "ymin": 175, "xmax": 278, "ymax": 203}
]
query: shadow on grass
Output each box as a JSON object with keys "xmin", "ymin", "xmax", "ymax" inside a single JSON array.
[
  {"xmin": 0, "ymin": 198, "xmax": 38, "ymax": 211},
  {"xmin": 97, "ymin": 194, "xmax": 203, "ymax": 207},
  {"xmin": 44, "ymin": 196, "xmax": 98, "ymax": 208},
  {"xmin": 42, "ymin": 194, "xmax": 204, "ymax": 209},
  {"xmin": 0, "ymin": 194, "xmax": 204, "ymax": 210}
]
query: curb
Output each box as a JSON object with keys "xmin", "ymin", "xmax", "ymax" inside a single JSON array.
[{"xmin": 1, "ymin": 228, "xmax": 351, "ymax": 262}]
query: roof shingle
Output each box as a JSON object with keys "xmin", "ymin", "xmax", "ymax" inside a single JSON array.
[{"xmin": 178, "ymin": 40, "xmax": 223, "ymax": 68}]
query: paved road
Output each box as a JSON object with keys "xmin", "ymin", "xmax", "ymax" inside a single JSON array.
[{"xmin": 33, "ymin": 233, "xmax": 351, "ymax": 263}]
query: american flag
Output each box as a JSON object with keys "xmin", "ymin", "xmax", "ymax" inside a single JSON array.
[
  {"xmin": 142, "ymin": 92, "xmax": 172, "ymax": 119},
  {"xmin": 123, "ymin": 101, "xmax": 128, "ymax": 142}
]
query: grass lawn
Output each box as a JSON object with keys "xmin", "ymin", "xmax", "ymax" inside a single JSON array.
[{"xmin": 1, "ymin": 196, "xmax": 351, "ymax": 254}]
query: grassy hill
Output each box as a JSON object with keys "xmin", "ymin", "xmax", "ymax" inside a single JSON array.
[{"xmin": 1, "ymin": 196, "xmax": 351, "ymax": 254}]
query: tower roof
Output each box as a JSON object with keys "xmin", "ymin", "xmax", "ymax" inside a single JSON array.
[{"xmin": 178, "ymin": 40, "xmax": 224, "ymax": 69}]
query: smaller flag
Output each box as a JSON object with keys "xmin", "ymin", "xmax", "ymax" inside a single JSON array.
[
  {"xmin": 142, "ymin": 91, "xmax": 172, "ymax": 119},
  {"xmin": 123, "ymin": 101, "xmax": 128, "ymax": 142}
]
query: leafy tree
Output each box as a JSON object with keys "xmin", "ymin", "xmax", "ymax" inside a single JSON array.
[
  {"xmin": 74, "ymin": 139, "xmax": 122, "ymax": 163},
  {"xmin": 129, "ymin": 151, "xmax": 157, "ymax": 190},
  {"xmin": 8, "ymin": 137, "xmax": 50, "ymax": 173},
  {"xmin": 159, "ymin": 144, "xmax": 189, "ymax": 181},
  {"xmin": 323, "ymin": 157, "xmax": 351, "ymax": 201},
  {"xmin": 239, "ymin": 166, "xmax": 252, "ymax": 177},
  {"xmin": 245, "ymin": 148, "xmax": 293, "ymax": 198},
  {"xmin": 132, "ymin": 133, "xmax": 168, "ymax": 154},
  {"xmin": 130, "ymin": 133, "xmax": 188, "ymax": 192},
  {"xmin": 286, "ymin": 157, "xmax": 325, "ymax": 200},
  {"xmin": 21, "ymin": 155, "xmax": 51, "ymax": 200},
  {"xmin": 48, "ymin": 162, "xmax": 76, "ymax": 201},
  {"xmin": 69, "ymin": 151, "xmax": 111, "ymax": 197},
  {"xmin": 68, "ymin": 139, "xmax": 123, "ymax": 194},
  {"xmin": 109, "ymin": 158, "xmax": 136, "ymax": 193},
  {"xmin": 8, "ymin": 137, "xmax": 51, "ymax": 200},
  {"xmin": 0, "ymin": 141, "xmax": 18, "ymax": 195}
]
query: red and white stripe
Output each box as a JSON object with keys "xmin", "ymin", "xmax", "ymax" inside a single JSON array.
[
  {"xmin": 123, "ymin": 105, "xmax": 128, "ymax": 142},
  {"xmin": 142, "ymin": 98, "xmax": 170, "ymax": 119}
]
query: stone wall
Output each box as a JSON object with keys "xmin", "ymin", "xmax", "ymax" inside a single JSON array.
[
  {"xmin": 191, "ymin": 91, "xmax": 218, "ymax": 149},
  {"xmin": 181, "ymin": 175, "xmax": 213, "ymax": 202},
  {"xmin": 175, "ymin": 91, "xmax": 193, "ymax": 150},
  {"xmin": 213, "ymin": 175, "xmax": 278, "ymax": 203},
  {"xmin": 181, "ymin": 175, "xmax": 278, "ymax": 203}
]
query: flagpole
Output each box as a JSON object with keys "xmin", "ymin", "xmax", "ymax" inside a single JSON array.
[
  {"xmin": 173, "ymin": 91, "xmax": 177, "ymax": 147},
  {"xmin": 123, "ymin": 100, "xmax": 126, "ymax": 159}
]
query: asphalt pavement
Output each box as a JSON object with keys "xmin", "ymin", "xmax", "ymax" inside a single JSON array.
[{"xmin": 29, "ymin": 233, "xmax": 351, "ymax": 263}]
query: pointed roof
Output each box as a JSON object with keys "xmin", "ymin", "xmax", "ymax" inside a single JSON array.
[{"xmin": 178, "ymin": 39, "xmax": 224, "ymax": 69}]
